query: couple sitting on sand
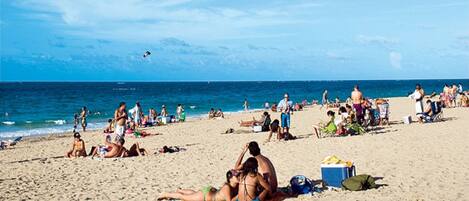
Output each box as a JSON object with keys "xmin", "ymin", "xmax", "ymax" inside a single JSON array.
[
  {"xmin": 159, "ymin": 141, "xmax": 279, "ymax": 201},
  {"xmin": 65, "ymin": 132, "xmax": 147, "ymax": 158},
  {"xmin": 89, "ymin": 137, "xmax": 148, "ymax": 158},
  {"xmin": 209, "ymin": 108, "xmax": 225, "ymax": 119}
]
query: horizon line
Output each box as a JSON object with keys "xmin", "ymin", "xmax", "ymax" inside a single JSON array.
[{"xmin": 1, "ymin": 78, "xmax": 468, "ymax": 83}]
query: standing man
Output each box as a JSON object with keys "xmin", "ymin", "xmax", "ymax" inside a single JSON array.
[
  {"xmin": 243, "ymin": 98, "xmax": 249, "ymax": 111},
  {"xmin": 321, "ymin": 89, "xmax": 329, "ymax": 109},
  {"xmin": 409, "ymin": 84, "xmax": 425, "ymax": 115},
  {"xmin": 80, "ymin": 106, "xmax": 88, "ymax": 132},
  {"xmin": 114, "ymin": 102, "xmax": 127, "ymax": 141},
  {"xmin": 351, "ymin": 85, "xmax": 364, "ymax": 124},
  {"xmin": 277, "ymin": 93, "xmax": 293, "ymax": 134}
]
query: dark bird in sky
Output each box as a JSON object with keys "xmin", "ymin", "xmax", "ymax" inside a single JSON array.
[{"xmin": 143, "ymin": 51, "xmax": 151, "ymax": 58}]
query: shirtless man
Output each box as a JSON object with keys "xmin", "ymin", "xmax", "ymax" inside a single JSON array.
[
  {"xmin": 90, "ymin": 138, "xmax": 125, "ymax": 158},
  {"xmin": 351, "ymin": 85, "xmax": 364, "ymax": 124},
  {"xmin": 235, "ymin": 141, "xmax": 278, "ymax": 196},
  {"xmin": 114, "ymin": 102, "xmax": 127, "ymax": 141}
]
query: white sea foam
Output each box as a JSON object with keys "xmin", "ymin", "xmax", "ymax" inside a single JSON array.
[
  {"xmin": 45, "ymin": 120, "xmax": 66, "ymax": 125},
  {"xmin": 2, "ymin": 121, "xmax": 15, "ymax": 125}
]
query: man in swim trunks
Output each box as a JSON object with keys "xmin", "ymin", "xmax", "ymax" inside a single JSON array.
[
  {"xmin": 351, "ymin": 85, "xmax": 364, "ymax": 124},
  {"xmin": 235, "ymin": 141, "xmax": 278, "ymax": 197},
  {"xmin": 114, "ymin": 102, "xmax": 127, "ymax": 141},
  {"xmin": 277, "ymin": 93, "xmax": 293, "ymax": 134}
]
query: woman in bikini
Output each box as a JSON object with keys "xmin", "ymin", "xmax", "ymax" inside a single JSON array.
[
  {"xmin": 236, "ymin": 157, "xmax": 271, "ymax": 201},
  {"xmin": 158, "ymin": 170, "xmax": 239, "ymax": 201},
  {"xmin": 66, "ymin": 132, "xmax": 87, "ymax": 158}
]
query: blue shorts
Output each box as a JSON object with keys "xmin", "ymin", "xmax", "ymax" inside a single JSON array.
[{"xmin": 281, "ymin": 113, "xmax": 290, "ymax": 128}]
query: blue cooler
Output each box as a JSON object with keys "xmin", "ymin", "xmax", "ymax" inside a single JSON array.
[{"xmin": 321, "ymin": 164, "xmax": 355, "ymax": 188}]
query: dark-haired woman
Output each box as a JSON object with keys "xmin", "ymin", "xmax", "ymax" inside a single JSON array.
[
  {"xmin": 312, "ymin": 110, "xmax": 337, "ymax": 138},
  {"xmin": 237, "ymin": 157, "xmax": 271, "ymax": 201},
  {"xmin": 157, "ymin": 170, "xmax": 239, "ymax": 201}
]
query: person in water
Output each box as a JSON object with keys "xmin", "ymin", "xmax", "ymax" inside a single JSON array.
[
  {"xmin": 80, "ymin": 106, "xmax": 88, "ymax": 132},
  {"xmin": 234, "ymin": 142, "xmax": 277, "ymax": 199},
  {"xmin": 66, "ymin": 132, "xmax": 87, "ymax": 158},
  {"xmin": 236, "ymin": 157, "xmax": 271, "ymax": 201},
  {"xmin": 158, "ymin": 170, "xmax": 239, "ymax": 201}
]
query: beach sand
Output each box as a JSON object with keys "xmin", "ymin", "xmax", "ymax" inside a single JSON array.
[{"xmin": 1, "ymin": 97, "xmax": 468, "ymax": 201}]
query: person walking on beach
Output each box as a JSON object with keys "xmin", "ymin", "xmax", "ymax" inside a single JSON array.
[
  {"xmin": 130, "ymin": 102, "xmax": 143, "ymax": 127},
  {"xmin": 409, "ymin": 84, "xmax": 425, "ymax": 115},
  {"xmin": 176, "ymin": 104, "xmax": 184, "ymax": 122},
  {"xmin": 243, "ymin": 98, "xmax": 249, "ymax": 111},
  {"xmin": 351, "ymin": 85, "xmax": 364, "ymax": 124},
  {"xmin": 321, "ymin": 89, "xmax": 328, "ymax": 109},
  {"xmin": 277, "ymin": 93, "xmax": 293, "ymax": 134},
  {"xmin": 80, "ymin": 106, "xmax": 87, "ymax": 132},
  {"xmin": 114, "ymin": 102, "xmax": 127, "ymax": 141}
]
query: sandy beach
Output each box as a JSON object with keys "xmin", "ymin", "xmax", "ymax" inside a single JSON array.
[{"xmin": 1, "ymin": 97, "xmax": 468, "ymax": 201}]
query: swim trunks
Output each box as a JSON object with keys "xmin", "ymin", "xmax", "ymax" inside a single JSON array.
[{"xmin": 115, "ymin": 125, "xmax": 125, "ymax": 140}]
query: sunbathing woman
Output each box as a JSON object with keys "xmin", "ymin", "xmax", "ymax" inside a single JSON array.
[
  {"xmin": 239, "ymin": 112, "xmax": 269, "ymax": 127},
  {"xmin": 66, "ymin": 132, "xmax": 87, "ymax": 158},
  {"xmin": 158, "ymin": 170, "xmax": 239, "ymax": 201},
  {"xmin": 237, "ymin": 157, "xmax": 271, "ymax": 201}
]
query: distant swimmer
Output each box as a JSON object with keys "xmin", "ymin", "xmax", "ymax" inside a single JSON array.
[{"xmin": 143, "ymin": 51, "xmax": 151, "ymax": 58}]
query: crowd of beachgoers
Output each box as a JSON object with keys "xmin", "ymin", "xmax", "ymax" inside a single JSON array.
[{"xmin": 3, "ymin": 83, "xmax": 467, "ymax": 200}]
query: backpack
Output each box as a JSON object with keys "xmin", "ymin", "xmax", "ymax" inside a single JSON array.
[
  {"xmin": 290, "ymin": 175, "xmax": 313, "ymax": 194},
  {"xmin": 341, "ymin": 174, "xmax": 377, "ymax": 191}
]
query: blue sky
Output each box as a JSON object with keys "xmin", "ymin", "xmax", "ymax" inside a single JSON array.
[{"xmin": 1, "ymin": 0, "xmax": 468, "ymax": 81}]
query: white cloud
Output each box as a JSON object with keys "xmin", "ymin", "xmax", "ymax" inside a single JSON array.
[
  {"xmin": 14, "ymin": 0, "xmax": 319, "ymax": 42},
  {"xmin": 389, "ymin": 51, "xmax": 402, "ymax": 69}
]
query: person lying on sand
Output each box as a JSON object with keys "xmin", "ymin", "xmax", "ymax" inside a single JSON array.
[
  {"xmin": 90, "ymin": 138, "xmax": 126, "ymax": 158},
  {"xmin": 157, "ymin": 170, "xmax": 239, "ymax": 201},
  {"xmin": 239, "ymin": 112, "xmax": 270, "ymax": 128},
  {"xmin": 65, "ymin": 132, "xmax": 87, "ymax": 158},
  {"xmin": 235, "ymin": 141, "xmax": 278, "ymax": 199},
  {"xmin": 122, "ymin": 142, "xmax": 148, "ymax": 157},
  {"xmin": 236, "ymin": 157, "xmax": 271, "ymax": 201}
]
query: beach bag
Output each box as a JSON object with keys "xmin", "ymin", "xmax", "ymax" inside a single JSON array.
[
  {"xmin": 341, "ymin": 174, "xmax": 377, "ymax": 191},
  {"xmin": 290, "ymin": 175, "xmax": 313, "ymax": 194}
]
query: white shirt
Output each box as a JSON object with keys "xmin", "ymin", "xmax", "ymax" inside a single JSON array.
[{"xmin": 278, "ymin": 99, "xmax": 293, "ymax": 114}]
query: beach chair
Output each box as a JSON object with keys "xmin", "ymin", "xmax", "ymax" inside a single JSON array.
[
  {"xmin": 419, "ymin": 101, "xmax": 443, "ymax": 123},
  {"xmin": 377, "ymin": 103, "xmax": 390, "ymax": 126}
]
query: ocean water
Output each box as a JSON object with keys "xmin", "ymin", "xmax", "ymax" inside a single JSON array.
[{"xmin": 1, "ymin": 80, "xmax": 467, "ymax": 138}]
